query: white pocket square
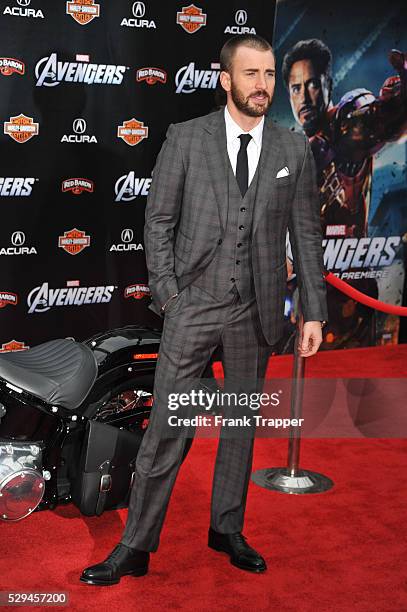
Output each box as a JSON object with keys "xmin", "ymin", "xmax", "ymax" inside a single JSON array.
[{"xmin": 276, "ymin": 166, "xmax": 290, "ymax": 178}]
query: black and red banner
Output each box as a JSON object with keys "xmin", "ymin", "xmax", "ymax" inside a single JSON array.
[{"xmin": 0, "ymin": 1, "xmax": 276, "ymax": 349}]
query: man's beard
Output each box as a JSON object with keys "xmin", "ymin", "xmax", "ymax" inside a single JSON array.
[{"xmin": 230, "ymin": 82, "xmax": 272, "ymax": 117}]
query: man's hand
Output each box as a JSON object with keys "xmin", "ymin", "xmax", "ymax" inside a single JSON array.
[{"xmin": 298, "ymin": 321, "xmax": 323, "ymax": 357}]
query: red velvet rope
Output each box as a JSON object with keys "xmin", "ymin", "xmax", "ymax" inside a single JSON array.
[{"xmin": 324, "ymin": 271, "xmax": 407, "ymax": 317}]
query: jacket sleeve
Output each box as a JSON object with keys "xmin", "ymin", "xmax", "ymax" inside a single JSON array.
[
  {"xmin": 144, "ymin": 123, "xmax": 185, "ymax": 311},
  {"xmin": 287, "ymin": 133, "xmax": 328, "ymax": 323}
]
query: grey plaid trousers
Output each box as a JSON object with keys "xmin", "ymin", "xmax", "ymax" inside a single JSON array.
[{"xmin": 120, "ymin": 283, "xmax": 270, "ymax": 552}]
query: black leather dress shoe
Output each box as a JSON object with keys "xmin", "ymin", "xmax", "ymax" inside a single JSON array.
[
  {"xmin": 80, "ymin": 543, "xmax": 149, "ymax": 586},
  {"xmin": 208, "ymin": 527, "xmax": 267, "ymax": 573}
]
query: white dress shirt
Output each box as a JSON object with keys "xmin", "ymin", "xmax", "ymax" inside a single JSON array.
[{"xmin": 224, "ymin": 105, "xmax": 264, "ymax": 186}]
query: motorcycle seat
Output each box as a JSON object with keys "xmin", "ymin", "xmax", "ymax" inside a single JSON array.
[{"xmin": 0, "ymin": 339, "xmax": 98, "ymax": 410}]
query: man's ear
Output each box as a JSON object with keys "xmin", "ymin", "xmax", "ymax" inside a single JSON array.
[{"xmin": 220, "ymin": 70, "xmax": 231, "ymax": 93}]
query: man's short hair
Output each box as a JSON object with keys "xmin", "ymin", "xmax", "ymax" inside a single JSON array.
[
  {"xmin": 281, "ymin": 39, "xmax": 332, "ymax": 88},
  {"xmin": 220, "ymin": 34, "xmax": 274, "ymax": 73}
]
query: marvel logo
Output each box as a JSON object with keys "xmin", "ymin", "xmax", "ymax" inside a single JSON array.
[{"xmin": 326, "ymin": 225, "xmax": 346, "ymax": 237}]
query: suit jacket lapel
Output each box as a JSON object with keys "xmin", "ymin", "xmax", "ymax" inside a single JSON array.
[
  {"xmin": 202, "ymin": 109, "xmax": 229, "ymax": 232},
  {"xmin": 252, "ymin": 116, "xmax": 281, "ymax": 236}
]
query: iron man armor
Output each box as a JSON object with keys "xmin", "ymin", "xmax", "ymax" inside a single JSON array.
[{"xmin": 308, "ymin": 50, "xmax": 406, "ymax": 239}]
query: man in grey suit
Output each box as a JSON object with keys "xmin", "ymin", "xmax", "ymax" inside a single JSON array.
[{"xmin": 81, "ymin": 34, "xmax": 328, "ymax": 586}]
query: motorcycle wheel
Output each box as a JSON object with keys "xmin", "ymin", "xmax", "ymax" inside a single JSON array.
[{"xmin": 93, "ymin": 377, "xmax": 193, "ymax": 462}]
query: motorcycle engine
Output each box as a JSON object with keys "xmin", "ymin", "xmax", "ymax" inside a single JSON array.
[{"xmin": 0, "ymin": 440, "xmax": 48, "ymax": 521}]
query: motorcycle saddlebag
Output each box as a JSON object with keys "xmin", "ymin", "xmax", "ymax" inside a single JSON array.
[{"xmin": 71, "ymin": 420, "xmax": 143, "ymax": 516}]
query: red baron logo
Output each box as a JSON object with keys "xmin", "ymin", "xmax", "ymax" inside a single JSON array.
[
  {"xmin": 4, "ymin": 114, "xmax": 39, "ymax": 143},
  {"xmin": 0, "ymin": 58, "xmax": 25, "ymax": 76},
  {"xmin": 58, "ymin": 228, "xmax": 91, "ymax": 255},
  {"xmin": 136, "ymin": 67, "xmax": 167, "ymax": 85},
  {"xmin": 0, "ymin": 291, "xmax": 18, "ymax": 308},
  {"xmin": 117, "ymin": 118, "xmax": 149, "ymax": 146},
  {"xmin": 62, "ymin": 178, "xmax": 94, "ymax": 195},
  {"xmin": 66, "ymin": 0, "xmax": 100, "ymax": 25},
  {"xmin": 176, "ymin": 4, "xmax": 207, "ymax": 34},
  {"xmin": 0, "ymin": 340, "xmax": 29, "ymax": 352},
  {"xmin": 124, "ymin": 283, "xmax": 151, "ymax": 299}
]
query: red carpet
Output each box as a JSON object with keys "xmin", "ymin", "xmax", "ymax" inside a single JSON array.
[{"xmin": 1, "ymin": 345, "xmax": 407, "ymax": 612}]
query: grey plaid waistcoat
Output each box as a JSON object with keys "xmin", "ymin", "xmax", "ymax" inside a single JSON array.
[{"xmin": 192, "ymin": 162, "xmax": 259, "ymax": 301}]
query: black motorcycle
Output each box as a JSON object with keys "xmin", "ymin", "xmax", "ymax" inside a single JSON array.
[{"xmin": 0, "ymin": 325, "xmax": 200, "ymax": 522}]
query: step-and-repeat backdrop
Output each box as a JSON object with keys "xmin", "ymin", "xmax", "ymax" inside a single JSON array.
[
  {"xmin": 0, "ymin": 0, "xmax": 276, "ymax": 350},
  {"xmin": 0, "ymin": 0, "xmax": 405, "ymax": 353}
]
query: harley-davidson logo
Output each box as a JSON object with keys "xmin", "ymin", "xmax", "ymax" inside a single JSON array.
[
  {"xmin": 4, "ymin": 114, "xmax": 39, "ymax": 143},
  {"xmin": 62, "ymin": 178, "xmax": 94, "ymax": 195},
  {"xmin": 124, "ymin": 283, "xmax": 151, "ymax": 299},
  {"xmin": 0, "ymin": 339, "xmax": 29, "ymax": 352},
  {"xmin": 136, "ymin": 67, "xmax": 167, "ymax": 85},
  {"xmin": 66, "ymin": 0, "xmax": 100, "ymax": 25},
  {"xmin": 117, "ymin": 118, "xmax": 148, "ymax": 146},
  {"xmin": 176, "ymin": 4, "xmax": 207, "ymax": 34},
  {"xmin": 0, "ymin": 57, "xmax": 25, "ymax": 76},
  {"xmin": 0, "ymin": 291, "xmax": 18, "ymax": 308},
  {"xmin": 58, "ymin": 228, "xmax": 91, "ymax": 255}
]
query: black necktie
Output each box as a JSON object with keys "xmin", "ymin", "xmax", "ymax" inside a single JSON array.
[{"xmin": 236, "ymin": 133, "xmax": 252, "ymax": 197}]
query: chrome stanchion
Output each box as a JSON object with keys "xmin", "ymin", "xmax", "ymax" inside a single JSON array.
[{"xmin": 251, "ymin": 309, "xmax": 334, "ymax": 494}]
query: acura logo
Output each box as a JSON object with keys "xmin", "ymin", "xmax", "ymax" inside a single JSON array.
[
  {"xmin": 17, "ymin": 0, "xmax": 31, "ymax": 6},
  {"xmin": 11, "ymin": 231, "xmax": 26, "ymax": 246},
  {"xmin": 235, "ymin": 9, "xmax": 247, "ymax": 25},
  {"xmin": 132, "ymin": 1, "xmax": 145, "ymax": 18},
  {"xmin": 121, "ymin": 228, "xmax": 134, "ymax": 242},
  {"xmin": 73, "ymin": 118, "xmax": 86, "ymax": 134}
]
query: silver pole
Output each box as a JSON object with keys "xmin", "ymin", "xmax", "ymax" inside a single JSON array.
[
  {"xmin": 287, "ymin": 311, "xmax": 305, "ymax": 477},
  {"xmin": 251, "ymin": 307, "xmax": 334, "ymax": 494}
]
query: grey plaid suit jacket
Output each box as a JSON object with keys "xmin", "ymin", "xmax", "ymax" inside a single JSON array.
[{"xmin": 144, "ymin": 108, "xmax": 328, "ymax": 345}]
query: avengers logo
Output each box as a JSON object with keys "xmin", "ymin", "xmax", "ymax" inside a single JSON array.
[
  {"xmin": 124, "ymin": 283, "xmax": 151, "ymax": 299},
  {"xmin": 176, "ymin": 4, "xmax": 206, "ymax": 34},
  {"xmin": 4, "ymin": 114, "xmax": 39, "ymax": 143},
  {"xmin": 114, "ymin": 172, "xmax": 151, "ymax": 202},
  {"xmin": 117, "ymin": 118, "xmax": 148, "ymax": 146},
  {"xmin": 136, "ymin": 67, "xmax": 166, "ymax": 85},
  {"xmin": 0, "ymin": 177, "xmax": 37, "ymax": 196},
  {"xmin": 0, "ymin": 58, "xmax": 25, "ymax": 76},
  {"xmin": 35, "ymin": 53, "xmax": 127, "ymax": 87},
  {"xmin": 175, "ymin": 62, "xmax": 219, "ymax": 94},
  {"xmin": 323, "ymin": 236, "xmax": 401, "ymax": 273},
  {"xmin": 66, "ymin": 0, "xmax": 100, "ymax": 25},
  {"xmin": 0, "ymin": 340, "xmax": 29, "ymax": 352},
  {"xmin": 27, "ymin": 281, "xmax": 116, "ymax": 313},
  {"xmin": 62, "ymin": 178, "xmax": 94, "ymax": 195},
  {"xmin": 0, "ymin": 292, "xmax": 18, "ymax": 308},
  {"xmin": 58, "ymin": 228, "xmax": 91, "ymax": 255}
]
